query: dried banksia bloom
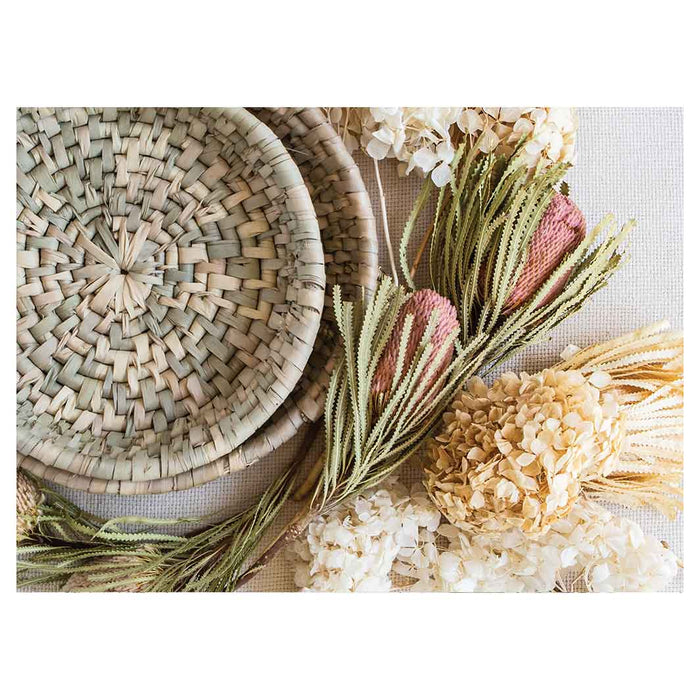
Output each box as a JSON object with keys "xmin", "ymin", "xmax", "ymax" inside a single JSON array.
[
  {"xmin": 503, "ymin": 191, "xmax": 586, "ymax": 313},
  {"xmin": 16, "ymin": 469, "xmax": 41, "ymax": 542},
  {"xmin": 372, "ymin": 289, "xmax": 459, "ymax": 398},
  {"xmin": 425, "ymin": 369, "xmax": 624, "ymax": 535},
  {"xmin": 295, "ymin": 283, "xmax": 462, "ymax": 502},
  {"xmin": 555, "ymin": 321, "xmax": 683, "ymax": 517}
]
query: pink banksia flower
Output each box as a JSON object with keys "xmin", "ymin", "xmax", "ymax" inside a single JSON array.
[
  {"xmin": 504, "ymin": 192, "xmax": 586, "ymax": 314},
  {"xmin": 372, "ymin": 289, "xmax": 459, "ymax": 397}
]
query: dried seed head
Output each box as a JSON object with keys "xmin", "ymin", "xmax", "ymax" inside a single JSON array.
[
  {"xmin": 63, "ymin": 550, "xmax": 158, "ymax": 592},
  {"xmin": 372, "ymin": 289, "xmax": 458, "ymax": 398},
  {"xmin": 425, "ymin": 369, "xmax": 625, "ymax": 535},
  {"xmin": 504, "ymin": 192, "xmax": 586, "ymax": 313},
  {"xmin": 16, "ymin": 470, "xmax": 41, "ymax": 542}
]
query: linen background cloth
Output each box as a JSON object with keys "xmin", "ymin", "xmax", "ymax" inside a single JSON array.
[{"xmin": 41, "ymin": 107, "xmax": 684, "ymax": 592}]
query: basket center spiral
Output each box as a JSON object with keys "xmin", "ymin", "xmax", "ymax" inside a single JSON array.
[{"xmin": 76, "ymin": 222, "xmax": 170, "ymax": 321}]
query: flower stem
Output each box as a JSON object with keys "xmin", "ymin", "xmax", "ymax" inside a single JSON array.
[
  {"xmin": 410, "ymin": 226, "xmax": 432, "ymax": 279},
  {"xmin": 292, "ymin": 452, "xmax": 325, "ymax": 501},
  {"xmin": 372, "ymin": 157, "xmax": 399, "ymax": 285},
  {"xmin": 233, "ymin": 507, "xmax": 314, "ymax": 590}
]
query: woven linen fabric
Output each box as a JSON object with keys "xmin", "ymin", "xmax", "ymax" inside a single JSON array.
[{"xmin": 44, "ymin": 107, "xmax": 684, "ymax": 592}]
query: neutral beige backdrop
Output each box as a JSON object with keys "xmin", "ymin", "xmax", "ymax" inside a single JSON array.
[{"xmin": 45, "ymin": 107, "xmax": 684, "ymax": 592}]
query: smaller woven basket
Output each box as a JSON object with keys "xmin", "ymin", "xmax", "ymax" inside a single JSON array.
[{"xmin": 17, "ymin": 108, "xmax": 325, "ymax": 488}]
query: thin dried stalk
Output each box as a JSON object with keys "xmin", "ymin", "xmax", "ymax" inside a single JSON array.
[{"xmin": 373, "ymin": 157, "xmax": 399, "ymax": 284}]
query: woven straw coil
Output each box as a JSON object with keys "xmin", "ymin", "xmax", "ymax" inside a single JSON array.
[{"xmin": 16, "ymin": 108, "xmax": 325, "ymax": 486}]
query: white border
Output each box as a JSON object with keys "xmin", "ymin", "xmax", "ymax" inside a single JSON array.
[{"xmin": 3, "ymin": 1, "xmax": 695, "ymax": 697}]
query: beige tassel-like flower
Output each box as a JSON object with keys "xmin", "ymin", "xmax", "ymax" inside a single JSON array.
[
  {"xmin": 425, "ymin": 322, "xmax": 683, "ymax": 535},
  {"xmin": 555, "ymin": 321, "xmax": 683, "ymax": 517}
]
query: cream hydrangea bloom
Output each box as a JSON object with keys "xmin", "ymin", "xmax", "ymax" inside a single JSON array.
[
  {"xmin": 394, "ymin": 493, "xmax": 679, "ymax": 593},
  {"xmin": 425, "ymin": 369, "xmax": 625, "ymax": 535},
  {"xmin": 326, "ymin": 107, "xmax": 577, "ymax": 186},
  {"xmin": 457, "ymin": 107, "xmax": 577, "ymax": 167},
  {"xmin": 288, "ymin": 478, "xmax": 679, "ymax": 593},
  {"xmin": 288, "ymin": 477, "xmax": 440, "ymax": 592}
]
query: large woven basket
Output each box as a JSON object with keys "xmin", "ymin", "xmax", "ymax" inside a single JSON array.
[
  {"xmin": 17, "ymin": 108, "xmax": 326, "ymax": 489},
  {"xmin": 18, "ymin": 107, "xmax": 379, "ymax": 493}
]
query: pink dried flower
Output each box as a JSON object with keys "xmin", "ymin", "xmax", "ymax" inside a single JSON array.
[
  {"xmin": 372, "ymin": 289, "xmax": 459, "ymax": 397},
  {"xmin": 504, "ymin": 192, "xmax": 586, "ymax": 313}
]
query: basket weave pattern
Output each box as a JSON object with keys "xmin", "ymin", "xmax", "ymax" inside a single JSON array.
[
  {"xmin": 17, "ymin": 108, "xmax": 325, "ymax": 485},
  {"xmin": 226, "ymin": 108, "xmax": 378, "ymax": 459}
]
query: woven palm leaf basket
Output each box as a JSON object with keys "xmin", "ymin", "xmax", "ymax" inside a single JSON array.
[
  {"xmin": 17, "ymin": 107, "xmax": 326, "ymax": 492},
  {"xmin": 17, "ymin": 107, "xmax": 379, "ymax": 494}
]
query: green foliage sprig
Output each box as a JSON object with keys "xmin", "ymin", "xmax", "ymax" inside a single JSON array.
[{"xmin": 17, "ymin": 467, "xmax": 296, "ymax": 592}]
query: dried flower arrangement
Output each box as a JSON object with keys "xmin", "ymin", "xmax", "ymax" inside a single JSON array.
[
  {"xmin": 425, "ymin": 369, "xmax": 625, "ymax": 536},
  {"xmin": 427, "ymin": 322, "xmax": 682, "ymax": 519},
  {"xmin": 326, "ymin": 107, "xmax": 577, "ymax": 284},
  {"xmin": 289, "ymin": 479, "xmax": 680, "ymax": 593},
  {"xmin": 399, "ymin": 137, "xmax": 632, "ymax": 341},
  {"xmin": 288, "ymin": 324, "xmax": 683, "ymax": 593},
  {"xmin": 17, "ymin": 109, "xmax": 679, "ymax": 595}
]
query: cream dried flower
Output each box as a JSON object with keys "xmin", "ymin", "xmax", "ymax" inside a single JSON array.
[
  {"xmin": 326, "ymin": 107, "xmax": 577, "ymax": 185},
  {"xmin": 425, "ymin": 369, "xmax": 624, "ymax": 535},
  {"xmin": 289, "ymin": 476, "xmax": 679, "ymax": 593},
  {"xmin": 550, "ymin": 500, "xmax": 680, "ymax": 592},
  {"xmin": 394, "ymin": 490, "xmax": 679, "ymax": 593},
  {"xmin": 288, "ymin": 477, "xmax": 440, "ymax": 592},
  {"xmin": 457, "ymin": 107, "xmax": 578, "ymax": 168}
]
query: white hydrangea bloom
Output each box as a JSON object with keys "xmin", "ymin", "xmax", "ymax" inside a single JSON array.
[
  {"xmin": 326, "ymin": 107, "xmax": 577, "ymax": 186},
  {"xmin": 288, "ymin": 477, "xmax": 440, "ymax": 592},
  {"xmin": 395, "ymin": 491, "xmax": 679, "ymax": 593},
  {"xmin": 289, "ymin": 478, "xmax": 679, "ymax": 593}
]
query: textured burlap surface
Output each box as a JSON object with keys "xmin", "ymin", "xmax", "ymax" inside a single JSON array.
[{"xmin": 41, "ymin": 107, "xmax": 684, "ymax": 592}]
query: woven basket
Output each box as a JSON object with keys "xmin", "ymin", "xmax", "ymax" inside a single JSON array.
[
  {"xmin": 18, "ymin": 108, "xmax": 378, "ymax": 493},
  {"xmin": 16, "ymin": 108, "xmax": 326, "ymax": 489}
]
